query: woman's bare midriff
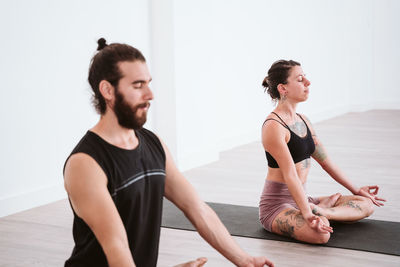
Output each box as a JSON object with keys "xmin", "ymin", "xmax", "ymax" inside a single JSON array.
[{"xmin": 266, "ymin": 158, "xmax": 311, "ymax": 184}]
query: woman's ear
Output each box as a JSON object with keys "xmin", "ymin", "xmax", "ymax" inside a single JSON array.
[
  {"xmin": 99, "ymin": 80, "xmax": 115, "ymax": 101},
  {"xmin": 277, "ymin": 83, "xmax": 287, "ymax": 96}
]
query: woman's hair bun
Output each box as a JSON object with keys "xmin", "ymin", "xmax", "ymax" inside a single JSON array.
[
  {"xmin": 97, "ymin": 38, "xmax": 107, "ymax": 51},
  {"xmin": 262, "ymin": 77, "xmax": 269, "ymax": 89}
]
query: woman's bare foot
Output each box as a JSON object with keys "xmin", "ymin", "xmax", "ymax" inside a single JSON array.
[
  {"xmin": 319, "ymin": 193, "xmax": 341, "ymax": 208},
  {"xmin": 174, "ymin": 257, "xmax": 208, "ymax": 267},
  {"xmin": 310, "ymin": 193, "xmax": 341, "ymax": 219}
]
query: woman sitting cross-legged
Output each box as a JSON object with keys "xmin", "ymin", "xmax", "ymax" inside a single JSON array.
[{"xmin": 258, "ymin": 60, "xmax": 386, "ymax": 244}]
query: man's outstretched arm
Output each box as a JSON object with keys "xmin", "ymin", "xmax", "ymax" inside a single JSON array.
[{"xmin": 160, "ymin": 139, "xmax": 274, "ymax": 267}]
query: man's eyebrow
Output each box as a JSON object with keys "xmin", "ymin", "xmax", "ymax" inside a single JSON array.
[
  {"xmin": 132, "ymin": 80, "xmax": 145, "ymax": 84},
  {"xmin": 132, "ymin": 78, "xmax": 152, "ymax": 84}
]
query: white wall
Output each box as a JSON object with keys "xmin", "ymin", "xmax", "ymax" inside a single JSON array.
[
  {"xmin": 168, "ymin": 0, "xmax": 400, "ymax": 170},
  {"xmin": 1, "ymin": 0, "xmax": 399, "ymax": 217},
  {"xmin": 372, "ymin": 0, "xmax": 400, "ymax": 108},
  {"xmin": 0, "ymin": 0, "xmax": 151, "ymax": 217}
]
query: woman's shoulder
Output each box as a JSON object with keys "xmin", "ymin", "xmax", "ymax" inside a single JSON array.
[
  {"xmin": 263, "ymin": 112, "xmax": 286, "ymax": 128},
  {"xmin": 262, "ymin": 114, "xmax": 289, "ymax": 139}
]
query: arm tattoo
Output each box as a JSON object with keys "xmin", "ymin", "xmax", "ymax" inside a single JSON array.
[
  {"xmin": 312, "ymin": 144, "xmax": 327, "ymax": 162},
  {"xmin": 312, "ymin": 207, "xmax": 322, "ymax": 216},
  {"xmin": 304, "ymin": 114, "xmax": 327, "ymax": 162}
]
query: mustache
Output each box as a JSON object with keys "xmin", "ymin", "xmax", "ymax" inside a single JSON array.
[{"xmin": 137, "ymin": 102, "xmax": 150, "ymax": 109}]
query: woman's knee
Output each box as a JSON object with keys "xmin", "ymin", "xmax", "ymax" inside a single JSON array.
[
  {"xmin": 313, "ymin": 216, "xmax": 330, "ymax": 244},
  {"xmin": 312, "ymin": 232, "xmax": 330, "ymax": 244},
  {"xmin": 355, "ymin": 196, "xmax": 375, "ymax": 217},
  {"xmin": 301, "ymin": 217, "xmax": 331, "ymax": 244},
  {"xmin": 304, "ymin": 230, "xmax": 330, "ymax": 244},
  {"xmin": 362, "ymin": 198, "xmax": 375, "ymax": 217}
]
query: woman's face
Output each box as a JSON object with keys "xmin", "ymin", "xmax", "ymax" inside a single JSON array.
[{"xmin": 284, "ymin": 65, "xmax": 311, "ymax": 102}]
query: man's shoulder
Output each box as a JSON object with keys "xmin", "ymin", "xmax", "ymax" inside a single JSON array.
[
  {"xmin": 63, "ymin": 131, "xmax": 104, "ymax": 174},
  {"xmin": 137, "ymin": 127, "xmax": 155, "ymax": 135},
  {"xmin": 137, "ymin": 127, "xmax": 160, "ymax": 142},
  {"xmin": 137, "ymin": 128, "xmax": 166, "ymax": 159}
]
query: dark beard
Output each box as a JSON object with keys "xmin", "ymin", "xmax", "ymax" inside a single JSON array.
[{"xmin": 113, "ymin": 89, "xmax": 148, "ymax": 130}]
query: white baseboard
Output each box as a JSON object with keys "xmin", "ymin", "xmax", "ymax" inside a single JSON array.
[
  {"xmin": 368, "ymin": 101, "xmax": 400, "ymax": 110},
  {"xmin": 0, "ymin": 183, "xmax": 67, "ymax": 218}
]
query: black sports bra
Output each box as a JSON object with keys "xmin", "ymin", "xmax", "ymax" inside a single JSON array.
[{"xmin": 264, "ymin": 112, "xmax": 315, "ymax": 168}]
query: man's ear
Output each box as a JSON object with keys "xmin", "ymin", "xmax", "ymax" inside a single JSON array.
[{"xmin": 99, "ymin": 80, "xmax": 115, "ymax": 101}]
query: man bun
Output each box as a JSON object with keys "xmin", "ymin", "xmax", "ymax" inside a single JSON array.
[{"xmin": 97, "ymin": 38, "xmax": 107, "ymax": 51}]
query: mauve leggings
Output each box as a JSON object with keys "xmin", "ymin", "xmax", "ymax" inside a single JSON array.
[{"xmin": 259, "ymin": 180, "xmax": 320, "ymax": 232}]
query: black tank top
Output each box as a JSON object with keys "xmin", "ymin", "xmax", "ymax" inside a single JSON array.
[
  {"xmin": 264, "ymin": 112, "xmax": 315, "ymax": 168},
  {"xmin": 64, "ymin": 128, "xmax": 166, "ymax": 267}
]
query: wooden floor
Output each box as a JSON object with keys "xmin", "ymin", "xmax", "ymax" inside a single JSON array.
[{"xmin": 0, "ymin": 110, "xmax": 399, "ymax": 266}]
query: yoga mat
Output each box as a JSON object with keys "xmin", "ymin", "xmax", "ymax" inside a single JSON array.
[{"xmin": 161, "ymin": 200, "xmax": 400, "ymax": 256}]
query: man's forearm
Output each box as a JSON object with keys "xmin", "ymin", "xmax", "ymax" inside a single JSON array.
[
  {"xmin": 102, "ymin": 239, "xmax": 136, "ymax": 267},
  {"xmin": 184, "ymin": 202, "xmax": 251, "ymax": 266}
]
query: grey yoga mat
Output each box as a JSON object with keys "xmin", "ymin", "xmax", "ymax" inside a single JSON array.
[{"xmin": 161, "ymin": 200, "xmax": 400, "ymax": 256}]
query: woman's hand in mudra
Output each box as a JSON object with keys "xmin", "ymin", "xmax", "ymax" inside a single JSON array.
[
  {"xmin": 304, "ymin": 213, "xmax": 333, "ymax": 233},
  {"xmin": 356, "ymin": 185, "xmax": 386, "ymax": 207}
]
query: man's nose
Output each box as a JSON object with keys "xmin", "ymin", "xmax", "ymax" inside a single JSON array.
[{"xmin": 144, "ymin": 85, "xmax": 154, "ymax": 100}]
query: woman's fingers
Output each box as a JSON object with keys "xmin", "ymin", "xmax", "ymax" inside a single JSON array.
[
  {"xmin": 369, "ymin": 195, "xmax": 386, "ymax": 207},
  {"xmin": 375, "ymin": 196, "xmax": 386, "ymax": 202},
  {"xmin": 312, "ymin": 216, "xmax": 333, "ymax": 233},
  {"xmin": 320, "ymin": 222, "xmax": 333, "ymax": 233},
  {"xmin": 375, "ymin": 199, "xmax": 386, "ymax": 206},
  {"xmin": 368, "ymin": 185, "xmax": 379, "ymax": 195},
  {"xmin": 371, "ymin": 198, "xmax": 381, "ymax": 207}
]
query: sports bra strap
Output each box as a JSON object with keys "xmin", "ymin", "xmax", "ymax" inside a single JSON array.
[
  {"xmin": 270, "ymin": 112, "xmax": 290, "ymax": 128},
  {"xmin": 263, "ymin": 118, "xmax": 289, "ymax": 129},
  {"xmin": 296, "ymin": 113, "xmax": 310, "ymax": 131},
  {"xmin": 297, "ymin": 113, "xmax": 306, "ymax": 123}
]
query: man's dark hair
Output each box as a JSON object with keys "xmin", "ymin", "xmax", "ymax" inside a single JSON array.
[{"xmin": 88, "ymin": 38, "xmax": 146, "ymax": 114}]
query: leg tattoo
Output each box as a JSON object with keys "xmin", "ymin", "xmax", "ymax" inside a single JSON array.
[
  {"xmin": 284, "ymin": 209, "xmax": 297, "ymax": 216},
  {"xmin": 341, "ymin": 201, "xmax": 362, "ymax": 211},
  {"xmin": 276, "ymin": 218, "xmax": 296, "ymax": 238},
  {"xmin": 295, "ymin": 213, "xmax": 306, "ymax": 228},
  {"xmin": 285, "ymin": 209, "xmax": 306, "ymax": 228}
]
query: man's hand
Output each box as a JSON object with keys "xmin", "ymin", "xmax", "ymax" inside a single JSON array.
[
  {"xmin": 174, "ymin": 257, "xmax": 207, "ymax": 267},
  {"xmin": 241, "ymin": 256, "xmax": 275, "ymax": 267}
]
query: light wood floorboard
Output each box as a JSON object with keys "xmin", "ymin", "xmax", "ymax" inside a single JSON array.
[{"xmin": 0, "ymin": 110, "xmax": 399, "ymax": 266}]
